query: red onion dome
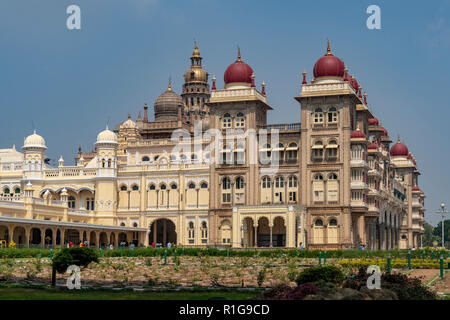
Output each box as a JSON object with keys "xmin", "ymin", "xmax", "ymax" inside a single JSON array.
[
  {"xmin": 412, "ymin": 186, "xmax": 421, "ymax": 192},
  {"xmin": 368, "ymin": 118, "xmax": 379, "ymax": 126},
  {"xmin": 350, "ymin": 129, "xmax": 366, "ymax": 139},
  {"xmin": 390, "ymin": 138, "xmax": 409, "ymax": 157},
  {"xmin": 368, "ymin": 142, "xmax": 378, "ymax": 150},
  {"xmin": 224, "ymin": 48, "xmax": 254, "ymax": 84},
  {"xmin": 313, "ymin": 41, "xmax": 345, "ymax": 78}
]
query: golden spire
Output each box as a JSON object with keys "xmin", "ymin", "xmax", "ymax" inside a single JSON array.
[
  {"xmin": 168, "ymin": 77, "xmax": 172, "ymax": 91},
  {"xmin": 237, "ymin": 46, "xmax": 242, "ymax": 62},
  {"xmin": 326, "ymin": 39, "xmax": 332, "ymax": 56},
  {"xmin": 192, "ymin": 40, "xmax": 201, "ymax": 58}
]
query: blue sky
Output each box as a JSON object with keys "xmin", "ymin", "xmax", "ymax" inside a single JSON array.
[{"xmin": 1, "ymin": 0, "xmax": 449, "ymax": 226}]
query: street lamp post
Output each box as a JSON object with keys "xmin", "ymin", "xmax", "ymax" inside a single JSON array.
[{"xmin": 435, "ymin": 202, "xmax": 448, "ymax": 248}]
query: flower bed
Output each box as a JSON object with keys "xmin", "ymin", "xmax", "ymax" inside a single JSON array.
[{"xmin": 337, "ymin": 258, "xmax": 445, "ymax": 269}]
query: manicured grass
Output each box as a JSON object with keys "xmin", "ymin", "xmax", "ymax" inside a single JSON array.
[{"xmin": 0, "ymin": 286, "xmax": 260, "ymax": 300}]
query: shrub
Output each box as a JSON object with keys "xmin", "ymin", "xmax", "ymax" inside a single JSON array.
[
  {"xmin": 285, "ymin": 282, "xmax": 318, "ymax": 300},
  {"xmin": 257, "ymin": 268, "xmax": 266, "ymax": 287},
  {"xmin": 381, "ymin": 273, "xmax": 436, "ymax": 300},
  {"xmin": 256, "ymin": 284, "xmax": 293, "ymax": 300},
  {"xmin": 296, "ymin": 265, "xmax": 345, "ymax": 285},
  {"xmin": 52, "ymin": 247, "xmax": 98, "ymax": 273}
]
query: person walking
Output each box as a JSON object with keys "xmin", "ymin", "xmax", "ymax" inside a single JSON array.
[{"xmin": 167, "ymin": 242, "xmax": 172, "ymax": 249}]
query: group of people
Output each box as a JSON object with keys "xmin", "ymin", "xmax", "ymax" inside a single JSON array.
[{"xmin": 151, "ymin": 241, "xmax": 173, "ymax": 249}]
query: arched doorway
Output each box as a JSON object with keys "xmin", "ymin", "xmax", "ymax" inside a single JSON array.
[
  {"xmin": 0, "ymin": 226, "xmax": 9, "ymax": 245},
  {"xmin": 44, "ymin": 229, "xmax": 53, "ymax": 247},
  {"xmin": 149, "ymin": 219, "xmax": 177, "ymax": 246},
  {"xmin": 56, "ymin": 229, "xmax": 61, "ymax": 246},
  {"xmin": 273, "ymin": 217, "xmax": 286, "ymax": 247},
  {"xmin": 118, "ymin": 232, "xmax": 127, "ymax": 246},
  {"xmin": 64, "ymin": 229, "xmax": 80, "ymax": 244},
  {"xmin": 30, "ymin": 228, "xmax": 42, "ymax": 246},
  {"xmin": 257, "ymin": 217, "xmax": 270, "ymax": 247},
  {"xmin": 110, "ymin": 233, "xmax": 116, "ymax": 246},
  {"xmin": 99, "ymin": 232, "xmax": 108, "ymax": 248},
  {"xmin": 13, "ymin": 226, "xmax": 26, "ymax": 247},
  {"xmin": 89, "ymin": 231, "xmax": 96, "ymax": 247}
]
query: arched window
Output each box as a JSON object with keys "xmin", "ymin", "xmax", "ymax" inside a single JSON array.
[
  {"xmin": 160, "ymin": 184, "xmax": 167, "ymax": 190},
  {"xmin": 314, "ymin": 108, "xmax": 324, "ymax": 124},
  {"xmin": 132, "ymin": 185, "xmax": 139, "ymax": 191},
  {"xmin": 313, "ymin": 174, "xmax": 324, "ymax": 202},
  {"xmin": 315, "ymin": 219, "xmax": 323, "ymax": 227},
  {"xmin": 328, "ymin": 107, "xmax": 337, "ymax": 123},
  {"xmin": 201, "ymin": 221, "xmax": 208, "ymax": 242},
  {"xmin": 14, "ymin": 187, "xmax": 20, "ymax": 194},
  {"xmin": 200, "ymin": 182, "xmax": 208, "ymax": 189},
  {"xmin": 262, "ymin": 176, "xmax": 271, "ymax": 188},
  {"xmin": 102, "ymin": 159, "xmax": 106, "ymax": 168},
  {"xmin": 287, "ymin": 142, "xmax": 298, "ymax": 162},
  {"xmin": 312, "ymin": 141, "xmax": 324, "ymax": 159},
  {"xmin": 170, "ymin": 154, "xmax": 177, "ymax": 162},
  {"xmin": 120, "ymin": 185, "xmax": 127, "ymax": 191},
  {"xmin": 313, "ymin": 219, "xmax": 324, "ymax": 244},
  {"xmin": 326, "ymin": 140, "xmax": 338, "ymax": 159},
  {"xmin": 328, "ymin": 218, "xmax": 338, "ymax": 243},
  {"xmin": 154, "ymin": 155, "xmax": 159, "ymax": 161},
  {"xmin": 288, "ymin": 176, "xmax": 298, "ymax": 188},
  {"xmin": 222, "ymin": 177, "xmax": 231, "ymax": 203},
  {"xmin": 222, "ymin": 113, "xmax": 232, "ymax": 128},
  {"xmin": 133, "ymin": 222, "xmax": 138, "ymax": 227},
  {"xmin": 171, "ymin": 184, "xmax": 177, "ymax": 190},
  {"xmin": 235, "ymin": 112, "xmax": 245, "ymax": 128},
  {"xmin": 120, "ymin": 223, "xmax": 126, "ymax": 226},
  {"xmin": 235, "ymin": 177, "xmax": 244, "ymax": 189},
  {"xmin": 191, "ymin": 154, "xmax": 198, "ymax": 162},
  {"xmin": 180, "ymin": 154, "xmax": 187, "ymax": 162},
  {"xmin": 68, "ymin": 196, "xmax": 76, "ymax": 209},
  {"xmin": 275, "ymin": 176, "xmax": 284, "ymax": 188},
  {"xmin": 259, "ymin": 144, "xmax": 271, "ymax": 164},
  {"xmin": 142, "ymin": 156, "xmax": 150, "ymax": 162},
  {"xmin": 188, "ymin": 221, "xmax": 195, "ymax": 243},
  {"xmin": 222, "ymin": 177, "xmax": 230, "ymax": 190},
  {"xmin": 188, "ymin": 183, "xmax": 196, "ymax": 189},
  {"xmin": 3, "ymin": 188, "xmax": 10, "ymax": 195},
  {"xmin": 149, "ymin": 184, "xmax": 156, "ymax": 190},
  {"xmin": 108, "ymin": 159, "xmax": 112, "ymax": 168}
]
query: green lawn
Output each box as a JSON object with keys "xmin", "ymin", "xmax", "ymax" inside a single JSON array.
[{"xmin": 0, "ymin": 286, "xmax": 260, "ymax": 300}]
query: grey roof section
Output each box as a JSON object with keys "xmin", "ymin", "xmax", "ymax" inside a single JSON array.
[{"xmin": 0, "ymin": 216, "xmax": 147, "ymax": 232}]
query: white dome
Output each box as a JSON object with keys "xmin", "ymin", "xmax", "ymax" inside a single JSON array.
[
  {"xmin": 120, "ymin": 115, "xmax": 136, "ymax": 129},
  {"xmin": 23, "ymin": 130, "xmax": 46, "ymax": 149},
  {"xmin": 96, "ymin": 127, "xmax": 118, "ymax": 144}
]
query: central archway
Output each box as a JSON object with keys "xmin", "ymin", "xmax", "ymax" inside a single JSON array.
[{"xmin": 149, "ymin": 219, "xmax": 177, "ymax": 246}]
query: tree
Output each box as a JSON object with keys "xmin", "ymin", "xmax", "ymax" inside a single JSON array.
[
  {"xmin": 422, "ymin": 223, "xmax": 439, "ymax": 247},
  {"xmin": 433, "ymin": 220, "xmax": 450, "ymax": 248},
  {"xmin": 51, "ymin": 247, "xmax": 98, "ymax": 286}
]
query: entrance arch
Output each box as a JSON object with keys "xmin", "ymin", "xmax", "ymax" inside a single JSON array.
[
  {"xmin": 272, "ymin": 216, "xmax": 286, "ymax": 247},
  {"xmin": 64, "ymin": 229, "xmax": 80, "ymax": 244},
  {"xmin": 13, "ymin": 226, "xmax": 26, "ymax": 247},
  {"xmin": 149, "ymin": 219, "xmax": 177, "ymax": 246},
  {"xmin": 99, "ymin": 232, "xmax": 108, "ymax": 248},
  {"xmin": 257, "ymin": 217, "xmax": 270, "ymax": 247},
  {"xmin": 30, "ymin": 228, "xmax": 42, "ymax": 246},
  {"xmin": 0, "ymin": 226, "xmax": 9, "ymax": 245},
  {"xmin": 44, "ymin": 229, "xmax": 53, "ymax": 246}
]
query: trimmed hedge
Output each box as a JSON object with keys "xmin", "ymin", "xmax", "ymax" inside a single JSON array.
[
  {"xmin": 338, "ymin": 258, "xmax": 445, "ymax": 269},
  {"xmin": 0, "ymin": 247, "xmax": 447, "ymax": 260}
]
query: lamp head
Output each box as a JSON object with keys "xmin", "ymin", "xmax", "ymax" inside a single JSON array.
[{"xmin": 441, "ymin": 202, "xmax": 445, "ymax": 210}]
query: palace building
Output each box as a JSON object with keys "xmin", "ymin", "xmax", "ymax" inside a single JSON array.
[{"xmin": 0, "ymin": 42, "xmax": 425, "ymax": 250}]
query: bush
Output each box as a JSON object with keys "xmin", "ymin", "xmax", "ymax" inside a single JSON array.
[
  {"xmin": 255, "ymin": 284, "xmax": 293, "ymax": 300},
  {"xmin": 52, "ymin": 247, "xmax": 98, "ymax": 273},
  {"xmin": 296, "ymin": 265, "xmax": 345, "ymax": 285},
  {"xmin": 381, "ymin": 273, "xmax": 436, "ymax": 300},
  {"xmin": 284, "ymin": 282, "xmax": 318, "ymax": 300}
]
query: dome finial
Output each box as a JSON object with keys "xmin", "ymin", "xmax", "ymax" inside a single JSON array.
[
  {"xmin": 237, "ymin": 46, "xmax": 242, "ymax": 62},
  {"xmin": 326, "ymin": 39, "xmax": 332, "ymax": 56},
  {"xmin": 168, "ymin": 77, "xmax": 172, "ymax": 91}
]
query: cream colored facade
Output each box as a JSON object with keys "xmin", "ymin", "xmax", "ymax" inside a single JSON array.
[{"xmin": 0, "ymin": 44, "xmax": 425, "ymax": 249}]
